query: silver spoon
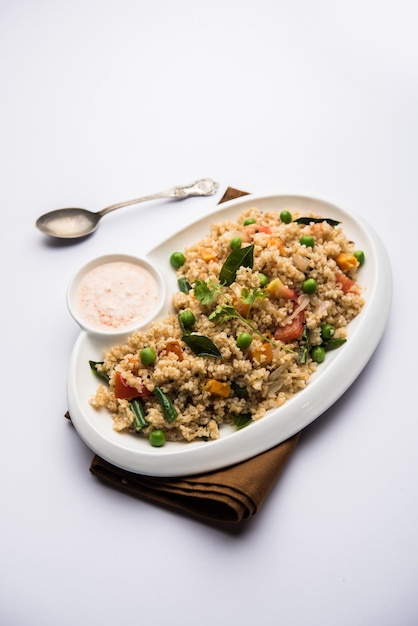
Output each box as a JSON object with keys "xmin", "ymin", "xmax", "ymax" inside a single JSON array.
[{"xmin": 36, "ymin": 177, "xmax": 219, "ymax": 239}]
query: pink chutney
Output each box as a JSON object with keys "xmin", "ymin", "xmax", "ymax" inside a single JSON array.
[{"xmin": 76, "ymin": 261, "xmax": 160, "ymax": 331}]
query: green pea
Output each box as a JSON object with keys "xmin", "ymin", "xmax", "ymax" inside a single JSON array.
[
  {"xmin": 311, "ymin": 346, "xmax": 326, "ymax": 363},
  {"xmin": 258, "ymin": 272, "xmax": 269, "ymax": 287},
  {"xmin": 302, "ymin": 278, "xmax": 317, "ymax": 294},
  {"xmin": 170, "ymin": 251, "xmax": 185, "ymax": 269},
  {"xmin": 230, "ymin": 236, "xmax": 242, "ymax": 250},
  {"xmin": 280, "ymin": 210, "xmax": 292, "ymax": 224},
  {"xmin": 140, "ymin": 347, "xmax": 156, "ymax": 365},
  {"xmin": 236, "ymin": 332, "xmax": 253, "ymax": 350},
  {"xmin": 353, "ymin": 250, "xmax": 365, "ymax": 265},
  {"xmin": 321, "ymin": 323, "xmax": 335, "ymax": 339},
  {"xmin": 178, "ymin": 309, "xmax": 195, "ymax": 329},
  {"xmin": 300, "ymin": 235, "xmax": 315, "ymax": 248},
  {"xmin": 243, "ymin": 217, "xmax": 256, "ymax": 226},
  {"xmin": 149, "ymin": 429, "xmax": 166, "ymax": 447}
]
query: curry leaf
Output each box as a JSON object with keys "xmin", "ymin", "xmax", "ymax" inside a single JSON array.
[
  {"xmin": 295, "ymin": 217, "xmax": 341, "ymax": 226},
  {"xmin": 219, "ymin": 244, "xmax": 255, "ymax": 286},
  {"xmin": 182, "ymin": 334, "xmax": 222, "ymax": 357},
  {"xmin": 233, "ymin": 413, "xmax": 252, "ymax": 430}
]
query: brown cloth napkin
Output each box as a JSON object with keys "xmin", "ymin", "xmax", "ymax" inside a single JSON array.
[{"xmin": 85, "ymin": 186, "xmax": 301, "ymax": 524}]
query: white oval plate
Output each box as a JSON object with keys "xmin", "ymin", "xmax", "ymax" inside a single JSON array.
[{"xmin": 67, "ymin": 193, "xmax": 392, "ymax": 476}]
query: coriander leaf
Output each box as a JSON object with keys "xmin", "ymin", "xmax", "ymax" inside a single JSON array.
[
  {"xmin": 240, "ymin": 286, "xmax": 268, "ymax": 307},
  {"xmin": 219, "ymin": 244, "xmax": 254, "ymax": 286},
  {"xmin": 194, "ymin": 280, "xmax": 215, "ymax": 305},
  {"xmin": 208, "ymin": 305, "xmax": 236, "ymax": 324}
]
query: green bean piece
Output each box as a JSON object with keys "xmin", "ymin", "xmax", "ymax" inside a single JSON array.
[
  {"xmin": 154, "ymin": 387, "xmax": 178, "ymax": 423},
  {"xmin": 177, "ymin": 277, "xmax": 191, "ymax": 293},
  {"xmin": 322, "ymin": 337, "xmax": 347, "ymax": 351},
  {"xmin": 353, "ymin": 250, "xmax": 365, "ymax": 265},
  {"xmin": 89, "ymin": 360, "xmax": 110, "ymax": 383},
  {"xmin": 130, "ymin": 398, "xmax": 148, "ymax": 432}
]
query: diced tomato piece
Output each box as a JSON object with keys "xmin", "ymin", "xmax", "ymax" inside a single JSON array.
[
  {"xmin": 114, "ymin": 371, "xmax": 151, "ymax": 399},
  {"xmin": 274, "ymin": 311, "xmax": 305, "ymax": 342},
  {"xmin": 266, "ymin": 277, "xmax": 297, "ymax": 301},
  {"xmin": 336, "ymin": 272, "xmax": 358, "ymax": 294}
]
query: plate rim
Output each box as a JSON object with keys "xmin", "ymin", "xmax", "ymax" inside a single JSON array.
[{"xmin": 67, "ymin": 192, "xmax": 392, "ymax": 476}]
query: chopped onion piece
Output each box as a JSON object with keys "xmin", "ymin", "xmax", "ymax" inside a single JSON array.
[
  {"xmin": 287, "ymin": 294, "xmax": 310, "ymax": 321},
  {"xmin": 292, "ymin": 253, "xmax": 309, "ymax": 272}
]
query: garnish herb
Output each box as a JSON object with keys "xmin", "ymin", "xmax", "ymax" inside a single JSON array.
[
  {"xmin": 182, "ymin": 334, "xmax": 222, "ymax": 357},
  {"xmin": 153, "ymin": 387, "xmax": 178, "ymax": 423},
  {"xmin": 219, "ymin": 244, "xmax": 254, "ymax": 286},
  {"xmin": 233, "ymin": 413, "xmax": 252, "ymax": 430},
  {"xmin": 297, "ymin": 324, "xmax": 311, "ymax": 364},
  {"xmin": 295, "ymin": 217, "xmax": 341, "ymax": 226},
  {"xmin": 231, "ymin": 383, "xmax": 249, "ymax": 398},
  {"xmin": 130, "ymin": 398, "xmax": 148, "ymax": 431},
  {"xmin": 193, "ymin": 279, "xmax": 221, "ymax": 306},
  {"xmin": 89, "ymin": 360, "xmax": 109, "ymax": 383}
]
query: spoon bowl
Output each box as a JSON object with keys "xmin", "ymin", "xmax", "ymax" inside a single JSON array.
[{"xmin": 36, "ymin": 178, "xmax": 219, "ymax": 239}]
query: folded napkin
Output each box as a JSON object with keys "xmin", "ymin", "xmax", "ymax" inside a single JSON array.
[{"xmin": 71, "ymin": 186, "xmax": 301, "ymax": 524}]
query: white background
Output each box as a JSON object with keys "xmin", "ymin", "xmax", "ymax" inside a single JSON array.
[{"xmin": 1, "ymin": 1, "xmax": 417, "ymax": 624}]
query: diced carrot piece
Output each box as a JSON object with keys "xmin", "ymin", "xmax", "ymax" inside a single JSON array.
[
  {"xmin": 268, "ymin": 237, "xmax": 285, "ymax": 254},
  {"xmin": 199, "ymin": 248, "xmax": 217, "ymax": 262},
  {"xmin": 251, "ymin": 342, "xmax": 273, "ymax": 365},
  {"xmin": 336, "ymin": 253, "xmax": 359, "ymax": 272},
  {"xmin": 234, "ymin": 298, "xmax": 250, "ymax": 318},
  {"xmin": 164, "ymin": 340, "xmax": 183, "ymax": 361},
  {"xmin": 203, "ymin": 379, "xmax": 231, "ymax": 398}
]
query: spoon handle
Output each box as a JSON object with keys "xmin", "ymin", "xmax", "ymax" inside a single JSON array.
[{"xmin": 97, "ymin": 178, "xmax": 218, "ymax": 217}]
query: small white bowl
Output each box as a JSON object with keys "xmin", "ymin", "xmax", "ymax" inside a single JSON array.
[{"xmin": 67, "ymin": 253, "xmax": 166, "ymax": 337}]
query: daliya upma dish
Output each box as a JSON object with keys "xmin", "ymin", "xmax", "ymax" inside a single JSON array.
[{"xmin": 89, "ymin": 206, "xmax": 365, "ymax": 446}]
